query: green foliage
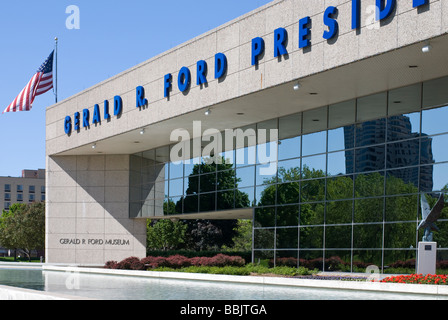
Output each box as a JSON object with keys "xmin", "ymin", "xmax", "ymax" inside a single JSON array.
[
  {"xmin": 0, "ymin": 202, "xmax": 45, "ymax": 261},
  {"xmin": 222, "ymin": 219, "xmax": 252, "ymax": 252},
  {"xmin": 147, "ymin": 219, "xmax": 187, "ymax": 251},
  {"xmin": 152, "ymin": 264, "xmax": 315, "ymax": 277}
]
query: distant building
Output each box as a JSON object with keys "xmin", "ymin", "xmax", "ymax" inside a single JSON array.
[
  {"xmin": 0, "ymin": 169, "xmax": 45, "ymax": 213},
  {"xmin": 344, "ymin": 115, "xmax": 434, "ymax": 192},
  {"xmin": 0, "ymin": 169, "xmax": 45, "ymax": 257}
]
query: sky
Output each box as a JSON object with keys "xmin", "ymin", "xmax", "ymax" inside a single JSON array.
[{"xmin": 0, "ymin": 0, "xmax": 272, "ymax": 177}]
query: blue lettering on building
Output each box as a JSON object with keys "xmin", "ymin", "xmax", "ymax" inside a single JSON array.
[{"xmin": 64, "ymin": 0, "xmax": 430, "ymax": 136}]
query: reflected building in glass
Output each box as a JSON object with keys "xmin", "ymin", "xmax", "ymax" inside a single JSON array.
[
  {"xmin": 129, "ymin": 78, "xmax": 448, "ymax": 272},
  {"xmin": 344, "ymin": 115, "xmax": 434, "ymax": 192}
]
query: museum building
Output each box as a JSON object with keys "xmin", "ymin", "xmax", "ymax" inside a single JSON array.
[{"xmin": 46, "ymin": 0, "xmax": 448, "ymax": 270}]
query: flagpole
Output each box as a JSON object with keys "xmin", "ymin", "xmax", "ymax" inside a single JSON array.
[{"xmin": 54, "ymin": 37, "xmax": 58, "ymax": 103}]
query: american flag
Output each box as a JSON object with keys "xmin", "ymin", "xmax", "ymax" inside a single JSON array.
[{"xmin": 3, "ymin": 51, "xmax": 54, "ymax": 114}]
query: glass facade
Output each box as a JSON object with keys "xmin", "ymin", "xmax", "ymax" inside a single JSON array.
[{"xmin": 130, "ymin": 76, "xmax": 448, "ymax": 272}]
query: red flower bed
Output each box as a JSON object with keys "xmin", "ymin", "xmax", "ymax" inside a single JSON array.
[{"xmin": 379, "ymin": 274, "xmax": 448, "ymax": 285}]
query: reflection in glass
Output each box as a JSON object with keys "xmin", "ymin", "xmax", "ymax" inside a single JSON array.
[
  {"xmin": 385, "ymin": 195, "xmax": 417, "ymax": 222},
  {"xmin": 352, "ymin": 250, "xmax": 382, "ymax": 268},
  {"xmin": 355, "ymin": 119, "xmax": 386, "ymax": 148},
  {"xmin": 277, "ymin": 205, "xmax": 299, "ymax": 226},
  {"xmin": 218, "ymin": 149, "xmax": 235, "ymax": 167},
  {"xmin": 327, "ymin": 151, "xmax": 350, "ymax": 176},
  {"xmin": 169, "ymin": 178, "xmax": 183, "ymax": 197},
  {"xmin": 184, "ymin": 157, "xmax": 201, "ymax": 176},
  {"xmin": 254, "ymin": 229, "xmax": 274, "ymax": 249},
  {"xmin": 169, "ymin": 162, "xmax": 184, "ymax": 180},
  {"xmin": 278, "ymin": 136, "xmax": 300, "ymax": 160},
  {"xmin": 183, "ymin": 195, "xmax": 198, "ymax": 213},
  {"xmin": 425, "ymin": 162, "xmax": 448, "ymax": 192},
  {"xmin": 423, "ymin": 134, "xmax": 447, "ymax": 164},
  {"xmin": 217, "ymin": 170, "xmax": 235, "ymax": 191},
  {"xmin": 302, "ymin": 154, "xmax": 326, "ymax": 175},
  {"xmin": 299, "ymin": 226, "xmax": 323, "ymax": 249},
  {"xmin": 236, "ymin": 186, "xmax": 254, "ymax": 208},
  {"xmin": 328, "ymin": 127, "xmax": 350, "ymax": 152},
  {"xmin": 354, "ymin": 198, "xmax": 383, "ymax": 223},
  {"xmin": 384, "ymin": 222, "xmax": 416, "ymax": 249},
  {"xmin": 276, "ymin": 182, "xmax": 300, "ymax": 205},
  {"xmin": 217, "ymin": 190, "xmax": 234, "ymax": 210},
  {"xmin": 300, "ymin": 202, "xmax": 324, "ymax": 225},
  {"xmin": 326, "ymin": 225, "xmax": 352, "ymax": 249},
  {"xmin": 278, "ymin": 159, "xmax": 300, "ymax": 182},
  {"xmin": 256, "ymin": 163, "xmax": 277, "ymax": 186},
  {"xmin": 254, "ymin": 250, "xmax": 274, "ymax": 262},
  {"xmin": 327, "ymin": 176, "xmax": 353, "ymax": 201},
  {"xmin": 386, "ymin": 169, "xmax": 419, "ymax": 195},
  {"xmin": 422, "ymin": 106, "xmax": 448, "ymax": 136},
  {"xmin": 200, "ymin": 173, "xmax": 216, "ymax": 193},
  {"xmin": 355, "ymin": 145, "xmax": 385, "ymax": 173},
  {"xmin": 185, "ymin": 175, "xmax": 198, "ymax": 195},
  {"xmin": 386, "ymin": 139, "xmax": 420, "ymax": 169},
  {"xmin": 355, "ymin": 173, "xmax": 384, "ymax": 198},
  {"xmin": 301, "ymin": 179, "xmax": 325, "ymax": 203},
  {"xmin": 353, "ymin": 224, "xmax": 383, "ymax": 248},
  {"xmin": 236, "ymin": 146, "xmax": 256, "ymax": 167},
  {"xmin": 236, "ymin": 166, "xmax": 255, "ymax": 188},
  {"xmin": 255, "ymin": 207, "xmax": 275, "ymax": 228},
  {"xmin": 277, "ymin": 228, "xmax": 298, "ymax": 249},
  {"xmin": 167, "ymin": 197, "xmax": 182, "ymax": 215},
  {"xmin": 256, "ymin": 184, "xmax": 276, "ymax": 206},
  {"xmin": 302, "ymin": 131, "xmax": 326, "ymax": 156},
  {"xmin": 129, "ymin": 76, "xmax": 448, "ymax": 273},
  {"xmin": 387, "ymin": 113, "xmax": 420, "ymax": 142},
  {"xmin": 384, "ymin": 250, "xmax": 416, "ymax": 269},
  {"xmin": 199, "ymin": 193, "xmax": 216, "ymax": 212},
  {"xmin": 326, "ymin": 200, "xmax": 352, "ymax": 224}
]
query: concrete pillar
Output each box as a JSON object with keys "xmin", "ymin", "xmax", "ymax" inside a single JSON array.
[{"xmin": 45, "ymin": 155, "xmax": 146, "ymax": 265}]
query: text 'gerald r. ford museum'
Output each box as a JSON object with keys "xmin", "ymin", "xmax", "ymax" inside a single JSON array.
[{"xmin": 46, "ymin": 0, "xmax": 448, "ymax": 269}]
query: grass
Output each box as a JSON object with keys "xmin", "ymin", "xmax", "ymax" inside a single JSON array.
[
  {"xmin": 152, "ymin": 264, "xmax": 318, "ymax": 277},
  {"xmin": 0, "ymin": 257, "xmax": 42, "ymax": 263}
]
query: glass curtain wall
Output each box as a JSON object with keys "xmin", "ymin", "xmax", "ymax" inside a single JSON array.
[{"xmin": 130, "ymin": 76, "xmax": 448, "ymax": 273}]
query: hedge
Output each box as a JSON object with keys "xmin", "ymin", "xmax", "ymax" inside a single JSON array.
[
  {"xmin": 105, "ymin": 254, "xmax": 246, "ymax": 270},
  {"xmin": 146, "ymin": 250, "xmax": 251, "ymax": 262}
]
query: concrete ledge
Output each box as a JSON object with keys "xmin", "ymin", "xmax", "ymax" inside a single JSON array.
[
  {"xmin": 0, "ymin": 285, "xmax": 90, "ymax": 300},
  {"xmin": 42, "ymin": 265, "xmax": 448, "ymax": 297}
]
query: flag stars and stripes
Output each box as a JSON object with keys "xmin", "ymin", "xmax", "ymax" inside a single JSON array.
[{"xmin": 3, "ymin": 51, "xmax": 54, "ymax": 114}]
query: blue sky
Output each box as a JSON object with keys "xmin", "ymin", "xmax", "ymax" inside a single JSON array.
[{"xmin": 0, "ymin": 0, "xmax": 271, "ymax": 177}]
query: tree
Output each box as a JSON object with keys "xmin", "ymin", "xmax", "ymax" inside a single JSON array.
[
  {"xmin": 147, "ymin": 219, "xmax": 187, "ymax": 251},
  {"xmin": 0, "ymin": 202, "xmax": 45, "ymax": 261},
  {"xmin": 176, "ymin": 157, "xmax": 250, "ymax": 251},
  {"xmin": 222, "ymin": 219, "xmax": 253, "ymax": 252}
]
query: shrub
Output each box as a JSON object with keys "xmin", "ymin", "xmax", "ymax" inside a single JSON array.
[
  {"xmin": 116, "ymin": 257, "xmax": 141, "ymax": 270},
  {"xmin": 166, "ymin": 255, "xmax": 191, "ymax": 268},
  {"xmin": 104, "ymin": 260, "xmax": 118, "ymax": 269},
  {"xmin": 130, "ymin": 260, "xmax": 146, "ymax": 270},
  {"xmin": 141, "ymin": 256, "xmax": 169, "ymax": 268},
  {"xmin": 209, "ymin": 254, "xmax": 245, "ymax": 267},
  {"xmin": 107, "ymin": 254, "xmax": 246, "ymax": 270}
]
